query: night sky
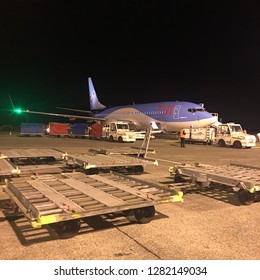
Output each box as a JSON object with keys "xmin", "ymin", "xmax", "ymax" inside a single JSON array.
[{"xmin": 1, "ymin": 1, "xmax": 260, "ymax": 132}]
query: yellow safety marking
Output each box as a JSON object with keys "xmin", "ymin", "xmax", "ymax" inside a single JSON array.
[
  {"xmin": 31, "ymin": 221, "xmax": 42, "ymax": 228},
  {"xmin": 160, "ymin": 191, "xmax": 183, "ymax": 203},
  {"xmin": 172, "ymin": 191, "xmax": 184, "ymax": 202},
  {"xmin": 0, "ymin": 152, "xmax": 8, "ymax": 159},
  {"xmin": 36, "ymin": 213, "xmax": 81, "ymax": 226},
  {"xmin": 249, "ymin": 187, "xmax": 256, "ymax": 193},
  {"xmin": 4, "ymin": 179, "xmax": 9, "ymax": 186},
  {"xmin": 38, "ymin": 214, "xmax": 57, "ymax": 225},
  {"xmin": 169, "ymin": 166, "xmax": 174, "ymax": 174},
  {"xmin": 71, "ymin": 214, "xmax": 81, "ymax": 219}
]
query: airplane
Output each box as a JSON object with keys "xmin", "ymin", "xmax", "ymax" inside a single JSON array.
[
  {"xmin": 15, "ymin": 77, "xmax": 218, "ymax": 133},
  {"xmin": 87, "ymin": 78, "xmax": 218, "ymax": 132}
]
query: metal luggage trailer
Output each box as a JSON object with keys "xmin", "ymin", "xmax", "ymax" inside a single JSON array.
[
  {"xmin": 4, "ymin": 171, "xmax": 183, "ymax": 239},
  {"xmin": 62, "ymin": 152, "xmax": 158, "ymax": 174},
  {"xmin": 172, "ymin": 163, "xmax": 260, "ymax": 205},
  {"xmin": 0, "ymin": 148, "xmax": 65, "ymax": 181},
  {"xmin": 0, "ymin": 148, "xmax": 157, "ymax": 177}
]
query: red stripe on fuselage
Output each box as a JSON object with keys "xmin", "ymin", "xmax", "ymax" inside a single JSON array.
[{"xmin": 158, "ymin": 104, "xmax": 174, "ymax": 115}]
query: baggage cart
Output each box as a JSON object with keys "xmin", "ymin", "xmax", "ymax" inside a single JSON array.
[
  {"xmin": 4, "ymin": 171, "xmax": 183, "ymax": 239},
  {"xmin": 171, "ymin": 163, "xmax": 260, "ymax": 205}
]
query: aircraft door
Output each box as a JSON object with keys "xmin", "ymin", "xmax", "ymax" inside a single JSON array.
[
  {"xmin": 150, "ymin": 122, "xmax": 161, "ymax": 130},
  {"xmin": 173, "ymin": 105, "xmax": 181, "ymax": 119}
]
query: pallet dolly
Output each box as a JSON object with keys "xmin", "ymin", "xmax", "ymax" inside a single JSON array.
[{"xmin": 170, "ymin": 163, "xmax": 260, "ymax": 205}]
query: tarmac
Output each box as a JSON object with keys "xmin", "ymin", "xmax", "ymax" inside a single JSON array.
[{"xmin": 0, "ymin": 131, "xmax": 260, "ymax": 260}]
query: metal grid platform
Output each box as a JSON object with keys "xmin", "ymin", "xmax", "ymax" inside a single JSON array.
[
  {"xmin": 63, "ymin": 152, "xmax": 158, "ymax": 171},
  {"xmin": 4, "ymin": 171, "xmax": 183, "ymax": 238},
  {"xmin": 0, "ymin": 158, "xmax": 20, "ymax": 176},
  {"xmin": 172, "ymin": 163, "xmax": 260, "ymax": 205},
  {"xmin": 0, "ymin": 148, "xmax": 157, "ymax": 177},
  {"xmin": 0, "ymin": 148, "xmax": 64, "ymax": 160},
  {"xmin": 0, "ymin": 149, "xmax": 65, "ymax": 177}
]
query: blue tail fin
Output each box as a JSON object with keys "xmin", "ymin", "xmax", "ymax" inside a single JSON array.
[{"xmin": 88, "ymin": 77, "xmax": 106, "ymax": 111}]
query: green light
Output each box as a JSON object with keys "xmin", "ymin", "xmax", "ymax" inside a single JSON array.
[{"xmin": 14, "ymin": 108, "xmax": 23, "ymax": 114}]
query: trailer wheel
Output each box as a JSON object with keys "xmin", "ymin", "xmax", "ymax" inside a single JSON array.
[
  {"xmin": 85, "ymin": 168, "xmax": 99, "ymax": 175},
  {"xmin": 238, "ymin": 189, "xmax": 255, "ymax": 205},
  {"xmin": 109, "ymin": 135, "xmax": 114, "ymax": 142},
  {"xmin": 174, "ymin": 172, "xmax": 186, "ymax": 182},
  {"xmin": 218, "ymin": 139, "xmax": 226, "ymax": 147},
  {"xmin": 134, "ymin": 206, "xmax": 155, "ymax": 224},
  {"xmin": 233, "ymin": 141, "xmax": 242, "ymax": 149},
  {"xmin": 52, "ymin": 219, "xmax": 81, "ymax": 239},
  {"xmin": 133, "ymin": 165, "xmax": 144, "ymax": 174}
]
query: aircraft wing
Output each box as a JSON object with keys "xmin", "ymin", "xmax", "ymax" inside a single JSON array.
[
  {"xmin": 23, "ymin": 110, "xmax": 107, "ymax": 122},
  {"xmin": 56, "ymin": 107, "xmax": 93, "ymax": 114}
]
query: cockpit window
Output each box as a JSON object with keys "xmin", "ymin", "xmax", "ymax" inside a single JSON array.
[{"xmin": 188, "ymin": 108, "xmax": 205, "ymax": 113}]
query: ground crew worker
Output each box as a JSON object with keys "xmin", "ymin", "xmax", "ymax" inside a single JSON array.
[{"xmin": 180, "ymin": 128, "xmax": 186, "ymax": 147}]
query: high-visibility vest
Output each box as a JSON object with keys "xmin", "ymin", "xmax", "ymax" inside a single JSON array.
[{"xmin": 180, "ymin": 129, "xmax": 185, "ymax": 138}]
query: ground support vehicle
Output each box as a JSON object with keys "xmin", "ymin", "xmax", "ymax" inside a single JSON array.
[
  {"xmin": 0, "ymin": 148, "xmax": 65, "ymax": 180},
  {"xmin": 47, "ymin": 122, "xmax": 70, "ymax": 137},
  {"xmin": 69, "ymin": 123, "xmax": 89, "ymax": 138},
  {"xmin": 170, "ymin": 163, "xmax": 260, "ymax": 205},
  {"xmin": 20, "ymin": 123, "xmax": 45, "ymax": 137},
  {"xmin": 214, "ymin": 123, "xmax": 256, "ymax": 148},
  {"xmin": 88, "ymin": 122, "xmax": 103, "ymax": 139},
  {"xmin": 1, "ymin": 149, "xmax": 183, "ymax": 239},
  {"xmin": 62, "ymin": 151, "xmax": 158, "ymax": 174},
  {"xmin": 131, "ymin": 130, "xmax": 146, "ymax": 140},
  {"xmin": 102, "ymin": 121, "xmax": 136, "ymax": 143},
  {"xmin": 129, "ymin": 130, "xmax": 155, "ymax": 141},
  {"xmin": 88, "ymin": 147, "xmax": 156, "ymax": 157},
  {"xmin": 183, "ymin": 126, "xmax": 216, "ymax": 145},
  {"xmin": 88, "ymin": 121, "xmax": 136, "ymax": 143},
  {"xmin": 0, "ymin": 148, "xmax": 157, "ymax": 177}
]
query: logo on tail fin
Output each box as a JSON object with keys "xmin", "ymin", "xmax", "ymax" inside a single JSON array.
[{"xmin": 88, "ymin": 77, "xmax": 106, "ymax": 111}]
